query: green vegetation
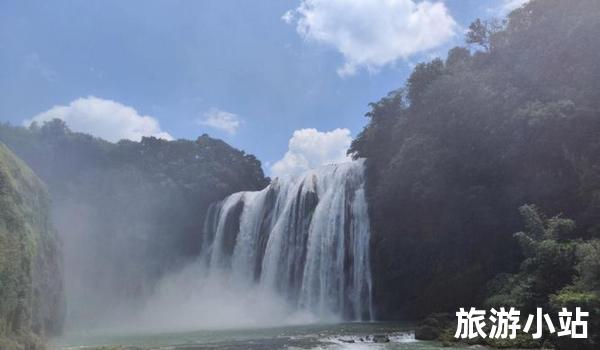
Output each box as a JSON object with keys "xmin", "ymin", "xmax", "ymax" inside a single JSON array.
[
  {"xmin": 483, "ymin": 206, "xmax": 599, "ymax": 348},
  {"xmin": 0, "ymin": 120, "xmax": 268, "ymax": 328},
  {"xmin": 421, "ymin": 207, "xmax": 600, "ymax": 348},
  {"xmin": 485, "ymin": 205, "xmax": 580, "ymax": 312},
  {"xmin": 0, "ymin": 143, "xmax": 64, "ymax": 349},
  {"xmin": 350, "ymin": 0, "xmax": 600, "ymax": 346}
]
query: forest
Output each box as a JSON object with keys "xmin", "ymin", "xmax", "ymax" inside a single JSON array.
[{"xmin": 349, "ymin": 0, "xmax": 600, "ymax": 347}]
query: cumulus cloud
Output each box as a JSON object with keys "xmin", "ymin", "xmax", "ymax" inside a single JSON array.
[
  {"xmin": 283, "ymin": 0, "xmax": 457, "ymax": 76},
  {"xmin": 271, "ymin": 128, "xmax": 352, "ymax": 177},
  {"xmin": 24, "ymin": 96, "xmax": 172, "ymax": 142},
  {"xmin": 197, "ymin": 108, "xmax": 242, "ymax": 135}
]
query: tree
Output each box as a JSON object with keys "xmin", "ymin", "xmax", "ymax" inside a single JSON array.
[
  {"xmin": 466, "ymin": 18, "xmax": 503, "ymax": 52},
  {"xmin": 406, "ymin": 58, "xmax": 444, "ymax": 106}
]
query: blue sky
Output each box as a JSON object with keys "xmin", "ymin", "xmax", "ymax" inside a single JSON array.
[{"xmin": 0, "ymin": 0, "xmax": 522, "ymax": 175}]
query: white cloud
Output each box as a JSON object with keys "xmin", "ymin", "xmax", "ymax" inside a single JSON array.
[
  {"xmin": 271, "ymin": 128, "xmax": 352, "ymax": 177},
  {"xmin": 501, "ymin": 0, "xmax": 529, "ymax": 12},
  {"xmin": 24, "ymin": 96, "xmax": 173, "ymax": 142},
  {"xmin": 197, "ymin": 108, "xmax": 242, "ymax": 135},
  {"xmin": 283, "ymin": 0, "xmax": 457, "ymax": 76}
]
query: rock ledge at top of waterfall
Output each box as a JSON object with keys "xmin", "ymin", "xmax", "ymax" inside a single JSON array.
[{"xmin": 200, "ymin": 159, "xmax": 374, "ymax": 321}]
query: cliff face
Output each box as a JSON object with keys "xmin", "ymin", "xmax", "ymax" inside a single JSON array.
[{"xmin": 0, "ymin": 143, "xmax": 64, "ymax": 349}]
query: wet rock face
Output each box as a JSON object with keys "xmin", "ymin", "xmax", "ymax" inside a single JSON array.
[
  {"xmin": 414, "ymin": 325, "xmax": 438, "ymax": 340},
  {"xmin": 372, "ymin": 334, "xmax": 390, "ymax": 343}
]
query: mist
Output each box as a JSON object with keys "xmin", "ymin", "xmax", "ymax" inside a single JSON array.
[
  {"xmin": 55, "ymin": 191, "xmax": 324, "ymax": 334},
  {"xmin": 0, "ymin": 126, "xmax": 270, "ymax": 333},
  {"xmin": 135, "ymin": 263, "xmax": 324, "ymax": 332}
]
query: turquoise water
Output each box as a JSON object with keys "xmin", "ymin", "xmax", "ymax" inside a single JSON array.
[{"xmin": 53, "ymin": 323, "xmax": 480, "ymax": 350}]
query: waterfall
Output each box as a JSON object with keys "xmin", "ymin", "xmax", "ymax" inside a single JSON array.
[{"xmin": 199, "ymin": 160, "xmax": 373, "ymax": 321}]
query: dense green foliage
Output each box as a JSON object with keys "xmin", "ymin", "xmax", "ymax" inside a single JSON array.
[
  {"xmin": 0, "ymin": 120, "xmax": 268, "ymax": 328},
  {"xmin": 418, "ymin": 207, "xmax": 600, "ymax": 348},
  {"xmin": 484, "ymin": 205, "xmax": 599, "ymax": 348},
  {"xmin": 0, "ymin": 143, "xmax": 64, "ymax": 350},
  {"xmin": 350, "ymin": 0, "xmax": 600, "ymax": 323},
  {"xmin": 486, "ymin": 205, "xmax": 579, "ymax": 312}
]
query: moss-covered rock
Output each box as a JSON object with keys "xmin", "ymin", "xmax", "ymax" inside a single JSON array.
[
  {"xmin": 415, "ymin": 313, "xmax": 454, "ymax": 341},
  {"xmin": 0, "ymin": 142, "xmax": 65, "ymax": 349}
]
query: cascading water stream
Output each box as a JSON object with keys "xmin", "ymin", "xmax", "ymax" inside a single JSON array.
[{"xmin": 200, "ymin": 160, "xmax": 373, "ymax": 321}]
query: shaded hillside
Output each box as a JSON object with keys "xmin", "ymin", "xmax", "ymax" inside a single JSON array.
[
  {"xmin": 0, "ymin": 143, "xmax": 64, "ymax": 349},
  {"xmin": 350, "ymin": 0, "xmax": 600, "ymax": 319},
  {"xmin": 0, "ymin": 120, "xmax": 269, "ymax": 329}
]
